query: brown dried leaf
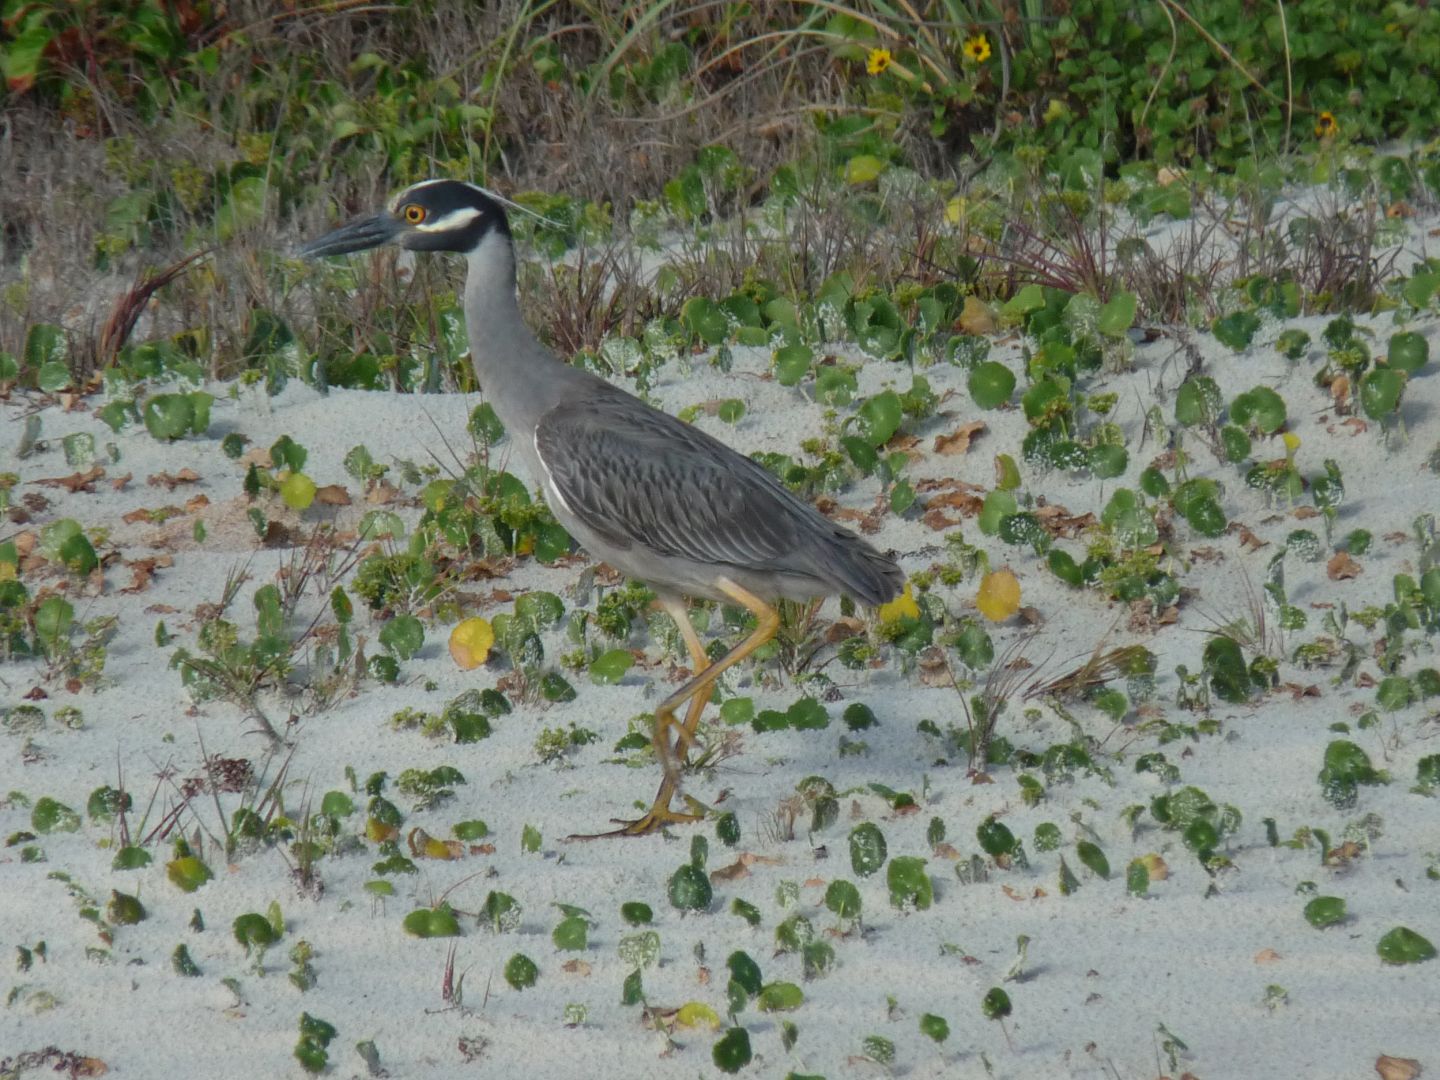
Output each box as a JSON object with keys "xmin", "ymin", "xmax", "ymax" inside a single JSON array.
[
  {"xmin": 1033, "ymin": 504, "xmax": 1096, "ymax": 538},
  {"xmin": 147, "ymin": 468, "xmax": 201, "ymax": 490},
  {"xmin": 561, "ymin": 959, "xmax": 593, "ymax": 976},
  {"xmin": 366, "ymin": 481, "xmax": 402, "ymax": 505},
  {"xmin": 1327, "ymin": 551, "xmax": 1362, "ymax": 580},
  {"xmin": 313, "ymin": 484, "xmax": 352, "ymax": 506},
  {"xmin": 1254, "ymin": 947, "xmax": 1282, "ymax": 964},
  {"xmin": 34, "ymin": 465, "xmax": 106, "ymax": 493},
  {"xmin": 1375, "ymin": 1055, "xmax": 1421, "ymax": 1080},
  {"xmin": 709, "ymin": 859, "xmax": 751, "ymax": 883},
  {"xmin": 1234, "ymin": 525, "xmax": 1267, "ymax": 551},
  {"xmin": 110, "ymin": 472, "xmax": 132, "ymax": 491},
  {"xmin": 185, "ymin": 493, "xmax": 210, "ymax": 512},
  {"xmin": 958, "ymin": 295, "xmax": 996, "ymax": 335},
  {"xmin": 934, "ymin": 421, "xmax": 986, "ymax": 456}
]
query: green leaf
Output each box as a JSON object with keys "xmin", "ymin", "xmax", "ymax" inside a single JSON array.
[
  {"xmin": 379, "ymin": 615, "xmax": 424, "ymax": 660},
  {"xmin": 774, "ymin": 343, "xmax": 812, "ymax": 386},
  {"xmin": 1303, "ymin": 896, "xmax": 1346, "ymax": 929},
  {"xmin": 1376, "ymin": 926, "xmax": 1436, "ymax": 965},
  {"xmin": 143, "ymin": 394, "xmax": 195, "ymax": 441},
  {"xmin": 1211, "ymin": 310, "xmax": 1261, "ymax": 350},
  {"xmin": 712, "ymin": 1027, "xmax": 753, "ymax": 1073},
  {"xmin": 1230, "ymin": 387, "xmax": 1287, "ymax": 434},
  {"xmin": 981, "ymin": 986, "xmax": 1012, "ymax": 1020},
  {"xmin": 233, "ymin": 912, "xmax": 279, "ymax": 951},
  {"xmin": 112, "ymin": 846, "xmax": 152, "ymax": 871},
  {"xmin": 668, "ymin": 863, "xmax": 712, "ymax": 911},
  {"xmin": 452, "ymin": 819, "xmax": 487, "ymax": 840},
  {"xmin": 167, "ymin": 855, "xmax": 213, "ymax": 892},
  {"xmin": 727, "ymin": 950, "xmax": 763, "ymax": 996},
  {"xmin": 886, "ymin": 855, "xmax": 932, "ymax": 909},
  {"xmin": 757, "ymin": 981, "xmax": 804, "ymax": 1011},
  {"xmin": 1174, "ymin": 375, "xmax": 1221, "ymax": 427},
  {"xmin": 977, "ymin": 816, "xmax": 1018, "ymax": 857},
  {"xmin": 717, "ymin": 398, "xmax": 746, "ymax": 423},
  {"xmin": 588, "ymin": 648, "xmax": 634, "ymax": 684},
  {"xmin": 553, "ymin": 915, "xmax": 589, "ymax": 951},
  {"xmin": 824, "ymin": 880, "xmax": 862, "ymax": 920},
  {"xmin": 855, "ymin": 390, "xmax": 903, "ymax": 446},
  {"xmin": 31, "ymin": 797, "xmax": 80, "ymax": 834},
  {"xmin": 1125, "ymin": 859, "xmax": 1149, "ymax": 897},
  {"xmin": 621, "ymin": 901, "xmax": 653, "ymax": 926},
  {"xmin": 504, "ymin": 952, "xmax": 539, "ymax": 989},
  {"xmin": 848, "ymin": 822, "xmax": 888, "ymax": 877},
  {"xmin": 1359, "ymin": 369, "xmax": 1404, "ymax": 419},
  {"xmin": 1387, "ymin": 331, "xmax": 1428, "ymax": 373},
  {"xmin": 1076, "ymin": 841, "xmax": 1110, "ymax": 879},
  {"xmin": 402, "ymin": 908, "xmax": 462, "ymax": 937},
  {"xmin": 681, "ymin": 297, "xmax": 729, "ymax": 345},
  {"xmin": 968, "ymin": 361, "xmax": 1016, "ymax": 408},
  {"xmin": 24, "ymin": 323, "xmax": 67, "ymax": 369},
  {"xmin": 1097, "ymin": 292, "xmax": 1137, "ymax": 335}
]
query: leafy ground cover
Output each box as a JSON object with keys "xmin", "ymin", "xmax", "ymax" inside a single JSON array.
[{"xmin": 4, "ymin": 4, "xmax": 1440, "ymax": 1079}]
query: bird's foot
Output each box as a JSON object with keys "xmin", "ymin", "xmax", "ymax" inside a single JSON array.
[{"xmin": 567, "ymin": 794, "xmax": 707, "ymax": 841}]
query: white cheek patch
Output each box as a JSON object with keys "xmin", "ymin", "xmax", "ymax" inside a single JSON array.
[{"xmin": 415, "ymin": 206, "xmax": 482, "ymax": 233}]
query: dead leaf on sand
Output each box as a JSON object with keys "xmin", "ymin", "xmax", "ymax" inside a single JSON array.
[{"xmin": 934, "ymin": 421, "xmax": 986, "ymax": 455}]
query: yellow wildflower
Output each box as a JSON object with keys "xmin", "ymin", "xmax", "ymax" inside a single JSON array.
[
  {"xmin": 963, "ymin": 34, "xmax": 991, "ymax": 63},
  {"xmin": 866, "ymin": 47, "xmax": 893, "ymax": 76},
  {"xmin": 1314, "ymin": 111, "xmax": 1338, "ymax": 138}
]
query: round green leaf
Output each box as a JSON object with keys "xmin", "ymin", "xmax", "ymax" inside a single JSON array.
[
  {"xmin": 1359, "ymin": 368, "xmax": 1404, "ymax": 419},
  {"xmin": 504, "ymin": 952, "xmax": 539, "ymax": 988},
  {"xmin": 668, "ymin": 862, "xmax": 713, "ymax": 911},
  {"xmin": 712, "ymin": 1027, "xmax": 753, "ymax": 1073},
  {"xmin": 1376, "ymin": 926, "xmax": 1436, "ymax": 965},
  {"xmin": 968, "ymin": 361, "xmax": 1016, "ymax": 408},
  {"xmin": 1303, "ymin": 896, "xmax": 1346, "ymax": 929},
  {"xmin": 588, "ymin": 648, "xmax": 634, "ymax": 685},
  {"xmin": 1387, "ymin": 331, "xmax": 1428, "ymax": 373}
]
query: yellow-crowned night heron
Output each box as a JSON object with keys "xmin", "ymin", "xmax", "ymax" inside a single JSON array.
[{"xmin": 302, "ymin": 180, "xmax": 903, "ymax": 837}]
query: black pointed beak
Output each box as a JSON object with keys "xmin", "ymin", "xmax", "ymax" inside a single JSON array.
[{"xmin": 298, "ymin": 213, "xmax": 401, "ymax": 258}]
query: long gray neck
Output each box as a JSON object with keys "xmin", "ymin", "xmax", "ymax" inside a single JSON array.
[{"xmin": 462, "ymin": 229, "xmax": 596, "ymax": 480}]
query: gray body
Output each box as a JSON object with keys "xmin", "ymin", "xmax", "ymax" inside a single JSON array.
[{"xmin": 303, "ymin": 183, "xmax": 902, "ymax": 609}]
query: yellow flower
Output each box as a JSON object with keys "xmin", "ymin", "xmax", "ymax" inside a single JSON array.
[
  {"xmin": 866, "ymin": 47, "xmax": 892, "ymax": 76},
  {"xmin": 963, "ymin": 34, "xmax": 991, "ymax": 63},
  {"xmin": 1314, "ymin": 111, "xmax": 1338, "ymax": 138}
]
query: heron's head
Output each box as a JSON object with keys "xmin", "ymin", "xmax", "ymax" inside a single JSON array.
[{"xmin": 299, "ymin": 180, "xmax": 510, "ymax": 258}]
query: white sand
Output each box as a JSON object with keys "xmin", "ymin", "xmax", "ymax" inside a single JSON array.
[{"xmin": 4, "ymin": 214, "xmax": 1440, "ymax": 1080}]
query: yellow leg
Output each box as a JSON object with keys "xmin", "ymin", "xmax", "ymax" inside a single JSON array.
[{"xmin": 570, "ymin": 579, "xmax": 780, "ymax": 840}]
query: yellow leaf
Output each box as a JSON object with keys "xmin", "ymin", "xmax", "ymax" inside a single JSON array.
[
  {"xmin": 449, "ymin": 617, "xmax": 495, "ymax": 670},
  {"xmin": 843, "ymin": 155, "xmax": 887, "ymax": 185},
  {"xmin": 1282, "ymin": 432, "xmax": 1301, "ymax": 453},
  {"xmin": 1043, "ymin": 99, "xmax": 1069, "ymax": 124},
  {"xmin": 675, "ymin": 1001, "xmax": 721, "ymax": 1030},
  {"xmin": 279, "ymin": 472, "xmax": 316, "ymax": 510},
  {"xmin": 976, "ymin": 569, "xmax": 1020, "ymax": 621},
  {"xmin": 944, "ymin": 195, "xmax": 967, "ymax": 225},
  {"xmin": 877, "ymin": 582, "xmax": 920, "ymax": 623}
]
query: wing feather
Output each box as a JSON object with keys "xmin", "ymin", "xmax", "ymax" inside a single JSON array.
[{"xmin": 537, "ymin": 394, "xmax": 817, "ymax": 569}]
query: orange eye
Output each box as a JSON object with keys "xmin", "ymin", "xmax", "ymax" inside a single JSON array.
[{"xmin": 403, "ymin": 204, "xmax": 426, "ymax": 224}]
